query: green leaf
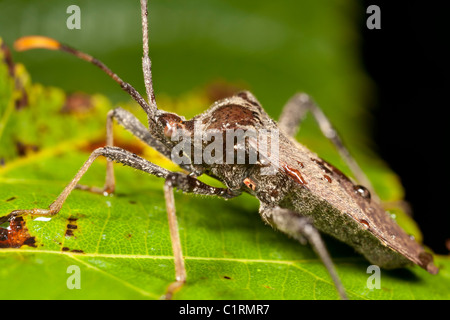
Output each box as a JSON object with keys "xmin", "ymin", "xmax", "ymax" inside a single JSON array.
[{"xmin": 1, "ymin": 0, "xmax": 449, "ymax": 300}]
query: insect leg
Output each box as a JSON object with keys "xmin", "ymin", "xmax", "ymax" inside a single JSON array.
[
  {"xmin": 261, "ymin": 205, "xmax": 348, "ymax": 300},
  {"xmin": 278, "ymin": 93, "xmax": 375, "ymax": 198},
  {"xmin": 1, "ymin": 146, "xmax": 239, "ymax": 298},
  {"xmin": 107, "ymin": 107, "xmax": 170, "ymax": 159},
  {"xmin": 3, "ymin": 146, "xmax": 236, "ymax": 222},
  {"xmin": 75, "ymin": 108, "xmax": 117, "ymax": 195},
  {"xmin": 159, "ymin": 171, "xmax": 239, "ymax": 299},
  {"xmin": 75, "ymin": 107, "xmax": 194, "ymax": 195},
  {"xmin": 0, "ymin": 146, "xmax": 171, "ymax": 225},
  {"xmin": 161, "ymin": 178, "xmax": 185, "ymax": 300}
]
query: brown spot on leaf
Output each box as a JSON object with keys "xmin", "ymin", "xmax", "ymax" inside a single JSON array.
[
  {"xmin": 61, "ymin": 247, "xmax": 84, "ymax": 254},
  {"xmin": 0, "ymin": 216, "xmax": 37, "ymax": 248},
  {"xmin": 1, "ymin": 40, "xmax": 29, "ymax": 109},
  {"xmin": 65, "ymin": 216, "xmax": 79, "ymax": 238},
  {"xmin": 65, "ymin": 229, "xmax": 75, "ymax": 237},
  {"xmin": 80, "ymin": 138, "xmax": 145, "ymax": 156},
  {"xmin": 14, "ymin": 89, "xmax": 29, "ymax": 110},
  {"xmin": 15, "ymin": 141, "xmax": 39, "ymax": 157},
  {"xmin": 6, "ymin": 197, "xmax": 16, "ymax": 202},
  {"xmin": 61, "ymin": 93, "xmax": 93, "ymax": 114},
  {"xmin": 1, "ymin": 40, "xmax": 15, "ymax": 77}
]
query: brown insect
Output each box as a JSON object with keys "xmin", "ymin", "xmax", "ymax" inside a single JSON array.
[{"xmin": 0, "ymin": 0, "xmax": 437, "ymax": 300}]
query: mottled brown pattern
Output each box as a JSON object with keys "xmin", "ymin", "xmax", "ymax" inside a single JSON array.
[{"xmin": 206, "ymin": 104, "xmax": 260, "ymax": 130}]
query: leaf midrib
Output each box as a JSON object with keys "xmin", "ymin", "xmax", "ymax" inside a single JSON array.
[{"xmin": 0, "ymin": 247, "xmax": 369, "ymax": 299}]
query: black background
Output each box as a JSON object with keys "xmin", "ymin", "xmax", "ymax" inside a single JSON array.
[{"xmin": 361, "ymin": 0, "xmax": 449, "ymax": 254}]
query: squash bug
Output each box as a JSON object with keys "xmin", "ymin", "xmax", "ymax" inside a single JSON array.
[{"xmin": 0, "ymin": 0, "xmax": 438, "ymax": 300}]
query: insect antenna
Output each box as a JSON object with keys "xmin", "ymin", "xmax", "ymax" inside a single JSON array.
[
  {"xmin": 13, "ymin": 35, "xmax": 157, "ymax": 122},
  {"xmin": 140, "ymin": 0, "xmax": 157, "ymax": 109}
]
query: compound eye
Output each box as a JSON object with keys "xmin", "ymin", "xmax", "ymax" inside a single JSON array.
[
  {"xmin": 159, "ymin": 113, "xmax": 184, "ymax": 138},
  {"xmin": 164, "ymin": 122, "xmax": 178, "ymax": 138}
]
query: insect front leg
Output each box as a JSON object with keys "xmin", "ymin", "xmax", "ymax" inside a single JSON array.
[
  {"xmin": 278, "ymin": 93, "xmax": 376, "ymax": 200},
  {"xmin": 162, "ymin": 177, "xmax": 185, "ymax": 300},
  {"xmin": 74, "ymin": 108, "xmax": 118, "ymax": 195},
  {"xmin": 0, "ymin": 147, "xmax": 171, "ymax": 225},
  {"xmin": 1, "ymin": 145, "xmax": 240, "ymax": 298},
  {"xmin": 161, "ymin": 172, "xmax": 240, "ymax": 300},
  {"xmin": 75, "ymin": 107, "xmax": 185, "ymax": 195},
  {"xmin": 260, "ymin": 205, "xmax": 348, "ymax": 300}
]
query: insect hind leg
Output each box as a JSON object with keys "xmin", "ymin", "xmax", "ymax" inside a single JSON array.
[{"xmin": 260, "ymin": 205, "xmax": 348, "ymax": 300}]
